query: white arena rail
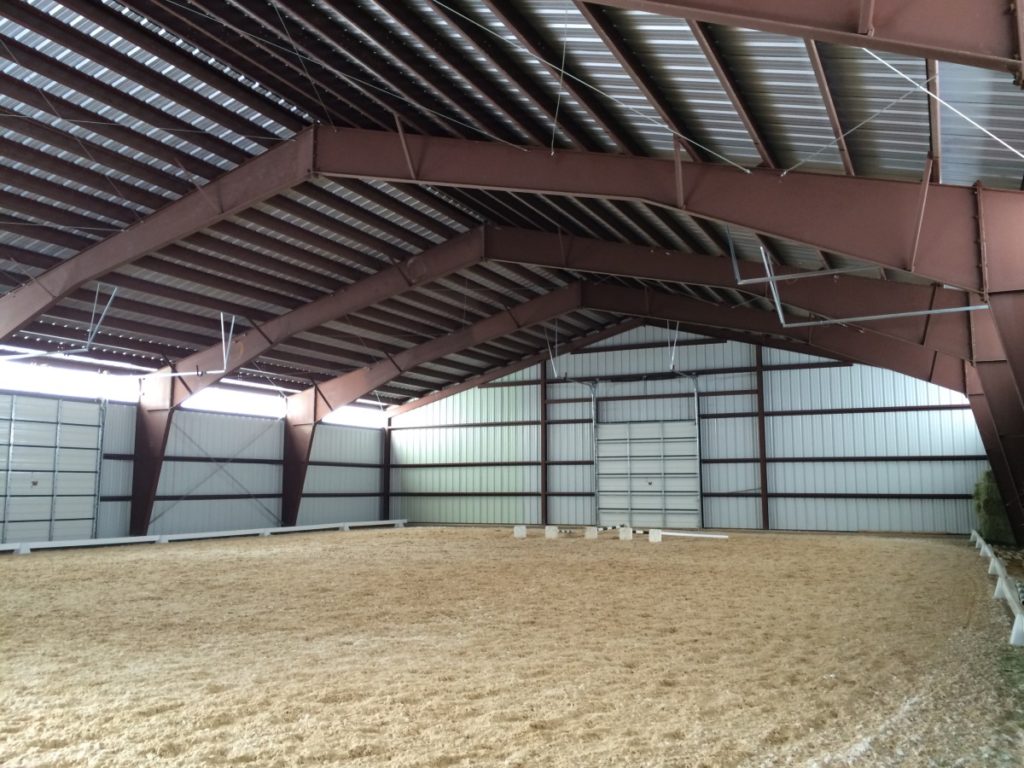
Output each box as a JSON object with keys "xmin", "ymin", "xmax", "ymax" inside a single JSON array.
[
  {"xmin": 0, "ymin": 519, "xmax": 407, "ymax": 555},
  {"xmin": 970, "ymin": 529, "xmax": 1024, "ymax": 647}
]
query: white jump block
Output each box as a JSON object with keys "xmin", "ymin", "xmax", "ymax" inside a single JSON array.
[
  {"xmin": 156, "ymin": 536, "xmax": 169, "ymax": 544},
  {"xmin": 258, "ymin": 530, "xmax": 271, "ymax": 537},
  {"xmin": 649, "ymin": 529, "xmax": 662, "ymax": 543},
  {"xmin": 545, "ymin": 525, "xmax": 559, "ymax": 540},
  {"xmin": 1012, "ymin": 615, "xmax": 1024, "ymax": 647},
  {"xmin": 619, "ymin": 526, "xmax": 633, "ymax": 541},
  {"xmin": 14, "ymin": 543, "xmax": 30, "ymax": 555},
  {"xmin": 584, "ymin": 526, "xmax": 599, "ymax": 540},
  {"xmin": 339, "ymin": 524, "xmax": 351, "ymax": 532},
  {"xmin": 513, "ymin": 525, "xmax": 527, "ymax": 539},
  {"xmin": 970, "ymin": 530, "xmax": 979, "ymax": 544},
  {"xmin": 989, "ymin": 557, "xmax": 1007, "ymax": 577}
]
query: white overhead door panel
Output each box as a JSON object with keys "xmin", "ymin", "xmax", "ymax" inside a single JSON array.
[
  {"xmin": 597, "ymin": 421, "xmax": 701, "ymax": 529},
  {"xmin": 1, "ymin": 396, "xmax": 104, "ymax": 544}
]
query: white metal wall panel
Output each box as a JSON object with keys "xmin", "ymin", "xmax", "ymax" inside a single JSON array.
[
  {"xmin": 96, "ymin": 501, "xmax": 130, "ymax": 538},
  {"xmin": 165, "ymin": 411, "xmax": 283, "ymax": 460},
  {"xmin": 770, "ymin": 498, "xmax": 975, "ymax": 534},
  {"xmin": 764, "ymin": 365, "xmax": 968, "ymax": 411},
  {"xmin": 493, "ymin": 364, "xmax": 540, "ymax": 384},
  {"xmin": 390, "ymin": 383, "xmax": 539, "ymax": 428},
  {"xmin": 703, "ymin": 498, "xmax": 761, "ymax": 529},
  {"xmin": 298, "ymin": 497, "xmax": 380, "ymax": 525},
  {"xmin": 703, "ymin": 462, "xmax": 759, "ymax": 495},
  {"xmin": 548, "ymin": 423, "xmax": 592, "ymax": 462},
  {"xmin": 303, "ymin": 466, "xmax": 380, "ymax": 495},
  {"xmin": 769, "ymin": 461, "xmax": 989, "ymax": 496},
  {"xmin": 99, "ymin": 459, "xmax": 132, "ymax": 497},
  {"xmin": 547, "ymin": 496, "xmax": 594, "ymax": 526},
  {"xmin": 391, "ymin": 425, "xmax": 538, "ymax": 464},
  {"xmin": 59, "ymin": 401, "xmax": 102, "ymax": 426},
  {"xmin": 766, "ymin": 411, "xmax": 983, "ymax": 458},
  {"xmin": 760, "ymin": 348, "xmax": 834, "ymax": 366},
  {"xmin": 309, "ymin": 425, "xmax": 382, "ymax": 464},
  {"xmin": 391, "ymin": 466, "xmax": 538, "ymax": 494},
  {"xmin": 155, "ymin": 461, "xmax": 281, "ymax": 497},
  {"xmin": 390, "ymin": 496, "xmax": 539, "ymax": 525},
  {"xmin": 149, "ymin": 498, "xmax": 280, "ymax": 535},
  {"xmin": 102, "ymin": 403, "xmax": 136, "ymax": 454},
  {"xmin": 549, "ymin": 464, "xmax": 591, "ymax": 494},
  {"xmin": 702, "ymin": 417, "xmax": 758, "ymax": 461}
]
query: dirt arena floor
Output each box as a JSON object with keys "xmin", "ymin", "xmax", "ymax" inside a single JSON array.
[{"xmin": 1, "ymin": 527, "xmax": 1022, "ymax": 767}]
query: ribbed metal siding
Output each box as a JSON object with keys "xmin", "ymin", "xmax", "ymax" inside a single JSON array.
[
  {"xmin": 390, "ymin": 383, "xmax": 539, "ymax": 429},
  {"xmin": 766, "ymin": 410, "xmax": 981, "ymax": 458},
  {"xmin": 165, "ymin": 411, "xmax": 283, "ymax": 460},
  {"xmin": 764, "ymin": 365, "xmax": 967, "ymax": 411},
  {"xmin": 310, "ymin": 424, "xmax": 382, "ymax": 464},
  {"xmin": 391, "ymin": 424, "xmax": 539, "ymax": 464},
  {"xmin": 148, "ymin": 499, "xmax": 281, "ymax": 535},
  {"xmin": 771, "ymin": 498, "xmax": 973, "ymax": 534}
]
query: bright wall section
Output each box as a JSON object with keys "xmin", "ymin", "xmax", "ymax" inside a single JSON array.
[{"xmin": 388, "ymin": 325, "xmax": 985, "ymax": 534}]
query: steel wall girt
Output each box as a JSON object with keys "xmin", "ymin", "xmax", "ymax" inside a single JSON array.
[
  {"xmin": 0, "ymin": 128, "xmax": 317, "ymax": 340},
  {"xmin": 311, "ymin": 127, "xmax": 1024, "ymax": 294},
  {"xmin": 584, "ymin": 0, "xmax": 1024, "ymax": 82},
  {"xmin": 481, "ymin": 226, "xmax": 974, "ymax": 360},
  {"xmin": 580, "ymin": 284, "xmax": 966, "ymax": 392},
  {"xmin": 279, "ymin": 284, "xmax": 584, "ymax": 524}
]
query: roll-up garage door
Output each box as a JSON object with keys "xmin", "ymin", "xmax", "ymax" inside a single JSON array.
[
  {"xmin": 596, "ymin": 421, "xmax": 700, "ymax": 529},
  {"xmin": 1, "ymin": 395, "xmax": 104, "ymax": 543}
]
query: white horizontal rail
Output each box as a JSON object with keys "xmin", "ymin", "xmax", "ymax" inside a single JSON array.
[
  {"xmin": 0, "ymin": 519, "xmax": 407, "ymax": 555},
  {"xmin": 660, "ymin": 531, "xmax": 729, "ymax": 540},
  {"xmin": 971, "ymin": 529, "xmax": 1024, "ymax": 647}
]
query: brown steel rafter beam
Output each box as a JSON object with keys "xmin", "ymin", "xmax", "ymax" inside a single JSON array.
[
  {"xmin": 482, "ymin": 226, "xmax": 974, "ymax": 361},
  {"xmin": 585, "ymin": 0, "xmax": 1024, "ymax": 83},
  {"xmin": 0, "ymin": 128, "xmax": 316, "ymax": 341},
  {"xmin": 280, "ymin": 283, "xmax": 585, "ymax": 525}
]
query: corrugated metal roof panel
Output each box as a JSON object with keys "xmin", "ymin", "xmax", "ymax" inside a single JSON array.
[
  {"xmin": 607, "ymin": 9, "xmax": 761, "ymax": 165},
  {"xmin": 705, "ymin": 26, "xmax": 844, "ymax": 173},
  {"xmin": 937, "ymin": 62, "xmax": 1024, "ymax": 189},
  {"xmin": 816, "ymin": 45, "xmax": 930, "ymax": 180}
]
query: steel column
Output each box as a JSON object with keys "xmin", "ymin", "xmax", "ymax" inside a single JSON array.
[
  {"xmin": 540, "ymin": 362, "xmax": 549, "ymax": 526},
  {"xmin": 755, "ymin": 346, "xmax": 770, "ymax": 529},
  {"xmin": 381, "ymin": 419, "xmax": 392, "ymax": 522}
]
